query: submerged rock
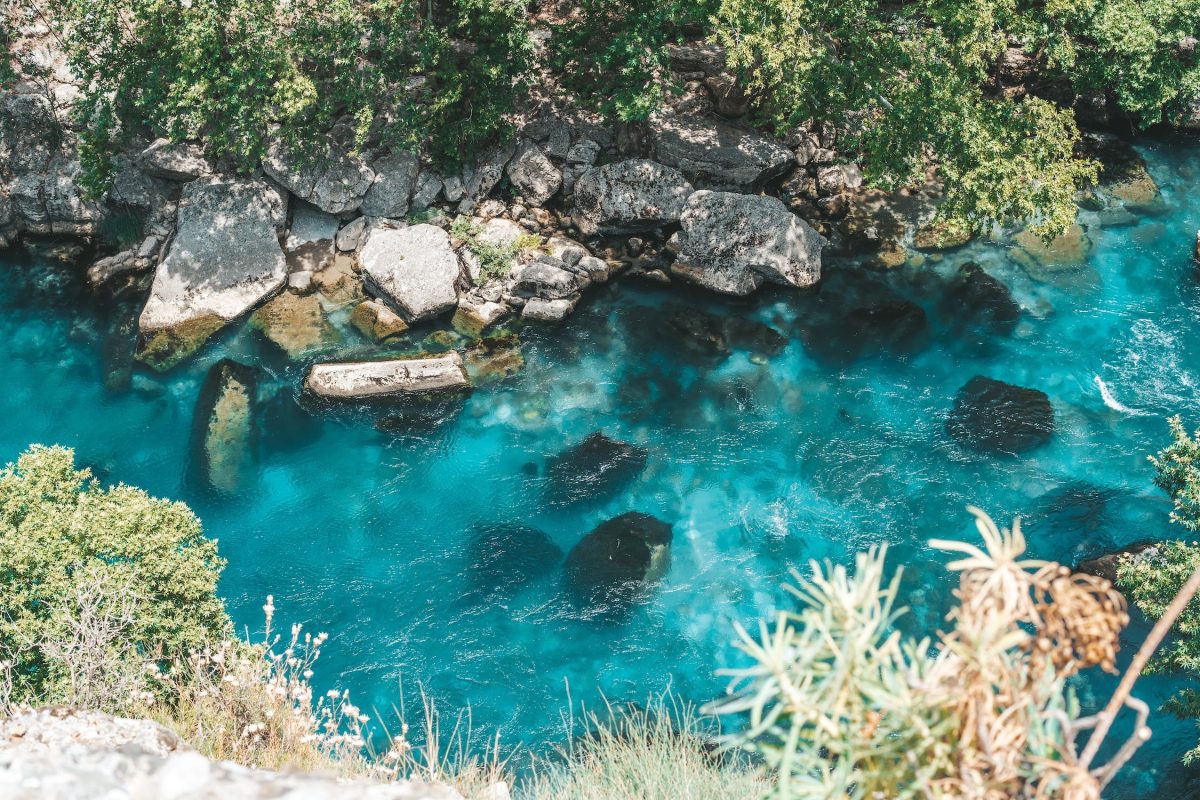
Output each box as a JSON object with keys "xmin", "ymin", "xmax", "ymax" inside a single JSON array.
[
  {"xmin": 650, "ymin": 113, "xmax": 793, "ymax": 190},
  {"xmin": 572, "ymin": 160, "xmax": 694, "ymax": 235},
  {"xmin": 942, "ymin": 262, "xmax": 1020, "ymax": 334},
  {"xmin": 669, "ymin": 191, "xmax": 822, "ymax": 296},
  {"xmin": 191, "ymin": 359, "xmax": 257, "ymax": 492},
  {"xmin": 137, "ymin": 178, "xmax": 288, "ymax": 371},
  {"xmin": 464, "ymin": 334, "xmax": 524, "ymax": 385},
  {"xmin": 467, "ymin": 523, "xmax": 563, "ymax": 596},
  {"xmin": 546, "ymin": 431, "xmax": 648, "ymax": 506},
  {"xmin": 249, "ymin": 291, "xmax": 340, "ymax": 359},
  {"xmin": 358, "ymin": 222, "xmax": 462, "ymax": 322},
  {"xmin": 565, "ymin": 512, "xmax": 673, "ymax": 611},
  {"xmin": 374, "ymin": 392, "xmax": 468, "ymax": 438},
  {"xmin": 946, "ymin": 375, "xmax": 1054, "ymax": 454},
  {"xmin": 305, "ymin": 353, "xmax": 470, "ymax": 399},
  {"xmin": 1009, "ymin": 224, "xmax": 1093, "ymax": 286}
]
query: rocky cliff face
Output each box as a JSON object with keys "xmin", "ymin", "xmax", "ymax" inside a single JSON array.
[{"xmin": 0, "ymin": 707, "xmax": 468, "ymax": 800}]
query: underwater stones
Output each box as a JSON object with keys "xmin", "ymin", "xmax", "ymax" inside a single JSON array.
[
  {"xmin": 668, "ymin": 191, "xmax": 822, "ymax": 296},
  {"xmin": 374, "ymin": 392, "xmax": 467, "ymax": 438},
  {"xmin": 848, "ymin": 299, "xmax": 927, "ymax": 344},
  {"xmin": 249, "ymin": 291, "xmax": 340, "ymax": 359},
  {"xmin": 467, "ymin": 523, "xmax": 563, "ymax": 596},
  {"xmin": 666, "ymin": 308, "xmax": 730, "ymax": 361},
  {"xmin": 945, "ymin": 376, "xmax": 1054, "ymax": 455},
  {"xmin": 136, "ymin": 178, "xmax": 288, "ymax": 370},
  {"xmin": 724, "ymin": 316, "xmax": 787, "ymax": 357},
  {"xmin": 350, "ymin": 299, "xmax": 409, "ymax": 342},
  {"xmin": 191, "ymin": 359, "xmax": 257, "ymax": 492},
  {"xmin": 565, "ymin": 512, "xmax": 673, "ymax": 611},
  {"xmin": 1009, "ymin": 224, "xmax": 1093, "ymax": 286},
  {"xmin": 505, "ymin": 139, "xmax": 562, "ymax": 206},
  {"xmin": 361, "ymin": 150, "xmax": 420, "ymax": 218},
  {"xmin": 572, "ymin": 160, "xmax": 694, "ymax": 235},
  {"xmin": 304, "ymin": 352, "xmax": 469, "ymax": 399},
  {"xmin": 358, "ymin": 222, "xmax": 462, "ymax": 322},
  {"xmin": 942, "ymin": 262, "xmax": 1020, "ymax": 333},
  {"xmin": 263, "ymin": 139, "xmax": 375, "ymax": 216},
  {"xmin": 650, "ymin": 113, "xmax": 793, "ymax": 190},
  {"xmin": 313, "ymin": 254, "xmax": 364, "ymax": 308},
  {"xmin": 546, "ymin": 431, "xmax": 648, "ymax": 506},
  {"xmin": 464, "ymin": 334, "xmax": 524, "ymax": 385}
]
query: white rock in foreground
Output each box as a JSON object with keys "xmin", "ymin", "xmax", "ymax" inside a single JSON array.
[
  {"xmin": 0, "ymin": 707, "xmax": 467, "ymax": 800},
  {"xmin": 669, "ymin": 190, "xmax": 823, "ymax": 295},
  {"xmin": 359, "ymin": 222, "xmax": 462, "ymax": 322},
  {"xmin": 305, "ymin": 353, "xmax": 470, "ymax": 399},
  {"xmin": 137, "ymin": 178, "xmax": 287, "ymax": 370}
]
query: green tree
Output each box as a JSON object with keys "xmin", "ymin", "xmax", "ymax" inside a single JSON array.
[
  {"xmin": 0, "ymin": 445, "xmax": 229, "ymax": 704},
  {"xmin": 1117, "ymin": 417, "xmax": 1200, "ymax": 762}
]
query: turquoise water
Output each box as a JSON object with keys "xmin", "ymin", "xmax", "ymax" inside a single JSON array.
[{"xmin": 5, "ymin": 136, "xmax": 1200, "ymax": 794}]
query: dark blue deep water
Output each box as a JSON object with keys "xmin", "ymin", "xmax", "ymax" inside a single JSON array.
[{"xmin": 6, "ymin": 137, "xmax": 1200, "ymax": 796}]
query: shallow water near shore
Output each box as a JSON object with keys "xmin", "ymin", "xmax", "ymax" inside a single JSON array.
[{"xmin": 6, "ymin": 137, "xmax": 1200, "ymax": 795}]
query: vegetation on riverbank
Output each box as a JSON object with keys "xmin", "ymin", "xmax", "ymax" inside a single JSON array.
[
  {"xmin": 4, "ymin": 440, "xmax": 1200, "ymax": 796},
  {"xmin": 4, "ymin": 0, "xmax": 1200, "ymax": 232}
]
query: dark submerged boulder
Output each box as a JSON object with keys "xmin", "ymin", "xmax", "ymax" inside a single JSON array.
[
  {"xmin": 190, "ymin": 359, "xmax": 258, "ymax": 492},
  {"xmin": 467, "ymin": 523, "xmax": 563, "ymax": 596},
  {"xmin": 546, "ymin": 432, "xmax": 649, "ymax": 505},
  {"xmin": 942, "ymin": 262, "xmax": 1020, "ymax": 334},
  {"xmin": 945, "ymin": 375, "xmax": 1054, "ymax": 454},
  {"xmin": 565, "ymin": 512, "xmax": 674, "ymax": 611},
  {"xmin": 375, "ymin": 392, "xmax": 468, "ymax": 439}
]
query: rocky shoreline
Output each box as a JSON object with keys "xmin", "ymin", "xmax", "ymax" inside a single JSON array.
[{"xmin": 0, "ymin": 27, "xmax": 1186, "ymax": 407}]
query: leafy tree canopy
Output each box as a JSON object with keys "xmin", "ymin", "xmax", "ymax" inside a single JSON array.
[{"xmin": 0, "ymin": 445, "xmax": 229, "ymax": 703}]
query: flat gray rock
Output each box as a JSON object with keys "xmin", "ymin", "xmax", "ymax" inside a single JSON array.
[
  {"xmin": 358, "ymin": 222, "xmax": 462, "ymax": 321},
  {"xmin": 263, "ymin": 139, "xmax": 374, "ymax": 215},
  {"xmin": 305, "ymin": 353, "xmax": 470, "ymax": 398},
  {"xmin": 137, "ymin": 138, "xmax": 210, "ymax": 181},
  {"xmin": 137, "ymin": 178, "xmax": 287, "ymax": 369},
  {"xmin": 572, "ymin": 159, "xmax": 693, "ymax": 235},
  {"xmin": 651, "ymin": 113, "xmax": 794, "ymax": 190},
  {"xmin": 669, "ymin": 190, "xmax": 822, "ymax": 295},
  {"xmin": 362, "ymin": 150, "xmax": 420, "ymax": 217}
]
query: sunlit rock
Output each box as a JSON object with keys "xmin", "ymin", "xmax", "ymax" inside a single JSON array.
[
  {"xmin": 572, "ymin": 159, "xmax": 693, "ymax": 235},
  {"xmin": 136, "ymin": 178, "xmax": 287, "ymax": 370},
  {"xmin": 358, "ymin": 222, "xmax": 462, "ymax": 322},
  {"xmin": 191, "ymin": 359, "xmax": 257, "ymax": 493},
  {"xmin": 305, "ymin": 353, "xmax": 470, "ymax": 399}
]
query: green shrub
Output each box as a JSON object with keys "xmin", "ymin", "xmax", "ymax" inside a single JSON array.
[
  {"xmin": 1117, "ymin": 418, "xmax": 1200, "ymax": 762},
  {"xmin": 451, "ymin": 216, "xmax": 539, "ymax": 282},
  {"xmin": 0, "ymin": 445, "xmax": 229, "ymax": 705}
]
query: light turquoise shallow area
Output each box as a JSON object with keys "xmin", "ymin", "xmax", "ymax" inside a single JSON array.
[{"xmin": 4, "ymin": 136, "xmax": 1200, "ymax": 795}]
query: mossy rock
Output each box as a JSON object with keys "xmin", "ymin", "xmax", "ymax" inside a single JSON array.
[
  {"xmin": 350, "ymin": 299, "xmax": 409, "ymax": 343},
  {"xmin": 913, "ymin": 219, "xmax": 972, "ymax": 251},
  {"xmin": 1010, "ymin": 224, "xmax": 1094, "ymax": 287},
  {"xmin": 135, "ymin": 313, "xmax": 226, "ymax": 372},
  {"xmin": 250, "ymin": 291, "xmax": 340, "ymax": 359},
  {"xmin": 465, "ymin": 334, "xmax": 525, "ymax": 385},
  {"xmin": 190, "ymin": 359, "xmax": 258, "ymax": 492}
]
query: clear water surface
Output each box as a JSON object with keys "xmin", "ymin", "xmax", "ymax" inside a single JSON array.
[{"xmin": 4, "ymin": 136, "xmax": 1200, "ymax": 796}]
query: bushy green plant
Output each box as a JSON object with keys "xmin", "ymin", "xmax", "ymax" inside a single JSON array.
[
  {"xmin": 711, "ymin": 507, "xmax": 1148, "ymax": 799},
  {"xmin": 0, "ymin": 445, "xmax": 229, "ymax": 705},
  {"xmin": 552, "ymin": 0, "xmax": 718, "ymax": 121},
  {"xmin": 451, "ymin": 216, "xmax": 539, "ymax": 282},
  {"xmin": 1117, "ymin": 417, "xmax": 1200, "ymax": 762}
]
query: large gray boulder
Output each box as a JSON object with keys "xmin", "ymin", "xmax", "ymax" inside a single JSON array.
[
  {"xmin": 305, "ymin": 353, "xmax": 470, "ymax": 399},
  {"xmin": 650, "ymin": 113, "xmax": 794, "ymax": 190},
  {"xmin": 362, "ymin": 150, "xmax": 421, "ymax": 217},
  {"xmin": 669, "ymin": 191, "xmax": 822, "ymax": 295},
  {"xmin": 505, "ymin": 140, "xmax": 562, "ymax": 206},
  {"xmin": 136, "ymin": 138, "xmax": 211, "ymax": 181},
  {"xmin": 137, "ymin": 178, "xmax": 288, "ymax": 370},
  {"xmin": 572, "ymin": 159, "xmax": 694, "ymax": 235},
  {"xmin": 358, "ymin": 222, "xmax": 462, "ymax": 321},
  {"xmin": 459, "ymin": 141, "xmax": 517, "ymax": 212},
  {"xmin": 263, "ymin": 139, "xmax": 374, "ymax": 216}
]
